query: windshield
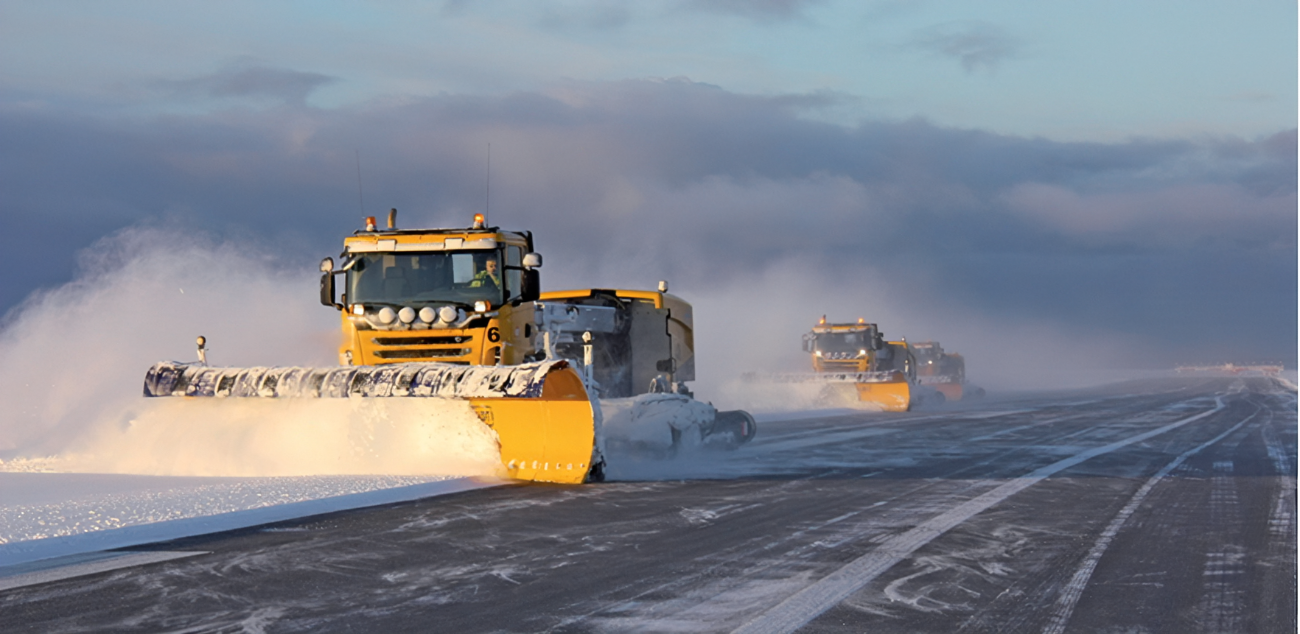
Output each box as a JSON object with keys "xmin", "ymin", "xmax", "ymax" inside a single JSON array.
[
  {"xmin": 345, "ymin": 250, "xmax": 506, "ymax": 307},
  {"xmin": 912, "ymin": 344, "xmax": 941, "ymax": 364},
  {"xmin": 814, "ymin": 331, "xmax": 874, "ymax": 353}
]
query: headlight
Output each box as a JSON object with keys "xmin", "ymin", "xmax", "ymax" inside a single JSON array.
[
  {"xmin": 814, "ymin": 350, "xmax": 822, "ymax": 357},
  {"xmin": 418, "ymin": 307, "xmax": 436, "ymax": 323},
  {"xmin": 859, "ymin": 349, "xmax": 867, "ymax": 356},
  {"xmin": 398, "ymin": 307, "xmax": 416, "ymax": 324},
  {"xmin": 474, "ymin": 300, "xmax": 490, "ymax": 313},
  {"xmin": 377, "ymin": 307, "xmax": 396, "ymax": 324},
  {"xmin": 439, "ymin": 306, "xmax": 459, "ymax": 323}
]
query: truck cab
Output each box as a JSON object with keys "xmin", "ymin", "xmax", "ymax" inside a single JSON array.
[
  {"xmin": 320, "ymin": 211, "xmax": 542, "ymax": 366},
  {"xmin": 803, "ymin": 317, "xmax": 884, "ymax": 373}
]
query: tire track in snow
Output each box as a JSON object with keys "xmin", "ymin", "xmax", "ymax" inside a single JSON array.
[
  {"xmin": 1196, "ymin": 457, "xmax": 1247, "ymax": 633},
  {"xmin": 730, "ymin": 397, "xmax": 1226, "ymax": 634},
  {"xmin": 1040, "ymin": 404, "xmax": 1254, "ymax": 634}
]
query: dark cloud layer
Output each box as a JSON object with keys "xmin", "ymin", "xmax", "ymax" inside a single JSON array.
[
  {"xmin": 155, "ymin": 64, "xmax": 336, "ymax": 106},
  {"xmin": 1, "ymin": 78, "xmax": 1293, "ymax": 369}
]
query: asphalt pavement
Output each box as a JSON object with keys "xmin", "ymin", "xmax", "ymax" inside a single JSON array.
[{"xmin": 2, "ymin": 376, "xmax": 1294, "ymax": 633}]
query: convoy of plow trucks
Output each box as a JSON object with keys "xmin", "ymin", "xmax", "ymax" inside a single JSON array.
[
  {"xmin": 142, "ymin": 210, "xmax": 976, "ymax": 485},
  {"xmin": 743, "ymin": 317, "xmax": 981, "ymax": 412}
]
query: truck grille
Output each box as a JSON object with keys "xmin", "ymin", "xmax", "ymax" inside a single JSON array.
[
  {"xmin": 369, "ymin": 333, "xmax": 474, "ymax": 362},
  {"xmin": 821, "ymin": 360, "xmax": 865, "ymax": 372},
  {"xmin": 372, "ymin": 335, "xmax": 471, "ymax": 346}
]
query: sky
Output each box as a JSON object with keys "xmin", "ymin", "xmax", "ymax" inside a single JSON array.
[{"xmin": 0, "ymin": 0, "xmax": 1295, "ymax": 397}]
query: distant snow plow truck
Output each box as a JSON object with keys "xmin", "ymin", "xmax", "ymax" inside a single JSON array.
[
  {"xmin": 143, "ymin": 210, "xmax": 752, "ymax": 484},
  {"xmin": 911, "ymin": 340, "xmax": 982, "ymax": 401},
  {"xmin": 745, "ymin": 317, "xmax": 918, "ymax": 412}
]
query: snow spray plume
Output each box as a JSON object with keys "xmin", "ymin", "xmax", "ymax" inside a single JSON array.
[
  {"xmin": 0, "ymin": 227, "xmax": 501, "ymax": 477},
  {"xmin": 581, "ymin": 255, "xmax": 1150, "ymax": 412}
]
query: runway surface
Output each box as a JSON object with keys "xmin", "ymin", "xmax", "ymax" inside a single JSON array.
[{"xmin": 2, "ymin": 376, "xmax": 1294, "ymax": 633}]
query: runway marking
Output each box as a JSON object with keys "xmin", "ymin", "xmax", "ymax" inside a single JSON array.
[
  {"xmin": 1042, "ymin": 407, "xmax": 1253, "ymax": 634},
  {"xmin": 730, "ymin": 398, "xmax": 1226, "ymax": 634},
  {"xmin": 0, "ymin": 550, "xmax": 208, "ymax": 591}
]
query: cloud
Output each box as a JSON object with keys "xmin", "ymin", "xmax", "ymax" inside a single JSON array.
[
  {"xmin": 1000, "ymin": 182, "xmax": 1295, "ymax": 248},
  {"xmin": 537, "ymin": 2, "xmax": 634, "ymax": 30},
  {"xmin": 910, "ymin": 21, "xmax": 1021, "ymax": 72},
  {"xmin": 677, "ymin": 0, "xmax": 825, "ymax": 22},
  {"xmin": 0, "ymin": 78, "xmax": 1293, "ymax": 374},
  {"xmin": 155, "ymin": 62, "xmax": 337, "ymax": 107}
]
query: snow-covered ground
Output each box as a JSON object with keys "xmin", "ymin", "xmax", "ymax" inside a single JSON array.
[
  {"xmin": 0, "ymin": 470, "xmax": 506, "ymax": 569},
  {"xmin": 0, "ymin": 400, "xmax": 836, "ymax": 573}
]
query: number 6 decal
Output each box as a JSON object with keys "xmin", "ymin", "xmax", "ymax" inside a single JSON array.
[{"xmin": 487, "ymin": 327, "xmax": 501, "ymax": 342}]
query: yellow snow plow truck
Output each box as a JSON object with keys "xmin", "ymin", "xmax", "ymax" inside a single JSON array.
[
  {"xmin": 143, "ymin": 211, "xmax": 751, "ymax": 484},
  {"xmin": 911, "ymin": 341, "xmax": 982, "ymax": 401},
  {"xmin": 802, "ymin": 317, "xmax": 917, "ymax": 411}
]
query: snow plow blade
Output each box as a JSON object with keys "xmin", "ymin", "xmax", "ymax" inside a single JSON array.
[
  {"xmin": 853, "ymin": 379, "xmax": 912, "ymax": 411},
  {"xmin": 749, "ymin": 371, "xmax": 914, "ymax": 412},
  {"xmin": 143, "ymin": 359, "xmax": 601, "ymax": 484}
]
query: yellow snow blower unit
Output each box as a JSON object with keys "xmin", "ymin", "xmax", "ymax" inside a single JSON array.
[{"xmin": 538, "ymin": 285, "xmax": 756, "ymax": 449}]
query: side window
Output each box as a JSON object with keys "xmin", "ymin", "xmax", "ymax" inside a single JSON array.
[{"xmin": 505, "ymin": 246, "xmax": 523, "ymax": 300}]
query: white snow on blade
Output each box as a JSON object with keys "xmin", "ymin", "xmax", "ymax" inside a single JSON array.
[
  {"xmin": 601, "ymin": 394, "xmax": 717, "ymax": 449},
  {"xmin": 402, "ymin": 361, "xmax": 568, "ymax": 399}
]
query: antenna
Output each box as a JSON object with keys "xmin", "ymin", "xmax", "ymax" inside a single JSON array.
[
  {"xmin": 484, "ymin": 142, "xmax": 491, "ymax": 225},
  {"xmin": 355, "ymin": 149, "xmax": 365, "ymax": 215}
]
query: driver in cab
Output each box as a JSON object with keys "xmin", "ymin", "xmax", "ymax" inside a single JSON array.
[{"xmin": 469, "ymin": 257, "xmax": 500, "ymax": 289}]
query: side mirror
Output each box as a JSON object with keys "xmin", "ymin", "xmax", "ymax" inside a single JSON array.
[
  {"xmin": 522, "ymin": 269, "xmax": 541, "ymax": 302},
  {"xmin": 320, "ymin": 257, "xmax": 335, "ymax": 273},
  {"xmin": 320, "ymin": 272, "xmax": 339, "ymax": 309},
  {"xmin": 522, "ymin": 252, "xmax": 542, "ymax": 269},
  {"xmin": 801, "ymin": 334, "xmax": 814, "ymax": 353}
]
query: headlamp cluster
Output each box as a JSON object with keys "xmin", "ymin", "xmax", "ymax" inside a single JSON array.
[{"xmin": 352, "ymin": 304, "xmax": 473, "ymax": 330}]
